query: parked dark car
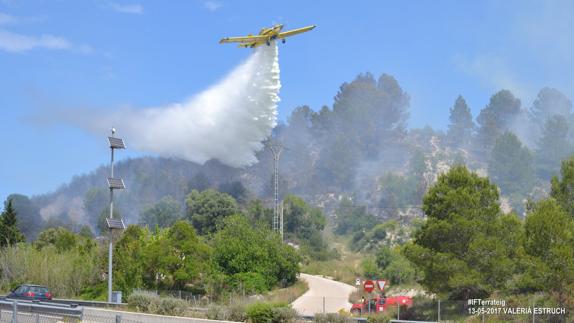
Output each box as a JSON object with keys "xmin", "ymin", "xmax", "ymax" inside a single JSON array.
[{"xmin": 7, "ymin": 284, "xmax": 53, "ymax": 301}]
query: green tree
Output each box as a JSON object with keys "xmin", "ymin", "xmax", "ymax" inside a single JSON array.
[
  {"xmin": 375, "ymin": 245, "xmax": 395, "ymax": 270},
  {"xmin": 536, "ymin": 115, "xmax": 572, "ymax": 179},
  {"xmin": 530, "ymin": 87, "xmax": 572, "ymax": 125},
  {"xmin": 488, "ymin": 132, "xmax": 534, "ymax": 195},
  {"xmin": 7, "ymin": 194, "xmax": 43, "ymax": 239},
  {"xmin": 140, "ymin": 196, "xmax": 182, "ymax": 229},
  {"xmin": 218, "ymin": 181, "xmax": 249, "ymax": 205},
  {"xmin": 334, "ymin": 197, "xmax": 377, "ymax": 235},
  {"xmin": 550, "ymin": 155, "xmax": 574, "ymax": 217},
  {"xmin": 446, "ymin": 96, "xmax": 474, "ymax": 148},
  {"xmin": 187, "ymin": 173, "xmax": 211, "ymax": 192},
  {"xmin": 523, "ymin": 199, "xmax": 574, "ymax": 308},
  {"xmin": 143, "ymin": 221, "xmax": 211, "ymax": 290},
  {"xmin": 403, "ymin": 166, "xmax": 520, "ymax": 300},
  {"xmin": 476, "ymin": 90, "xmax": 522, "ymax": 152},
  {"xmin": 245, "ymin": 200, "xmax": 274, "ymax": 228},
  {"xmin": 283, "ymin": 195, "xmax": 325, "ymax": 240},
  {"xmin": 34, "ymin": 227, "xmax": 78, "ymax": 252},
  {"xmin": 185, "ymin": 189, "xmax": 238, "ymax": 235},
  {"xmin": 0, "ymin": 199, "xmax": 25, "ymax": 247},
  {"xmin": 113, "ymin": 225, "xmax": 148, "ymax": 294},
  {"xmin": 212, "ymin": 215, "xmax": 299, "ymax": 289}
]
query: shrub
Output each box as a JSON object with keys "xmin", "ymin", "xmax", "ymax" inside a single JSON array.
[
  {"xmin": 246, "ymin": 303, "xmax": 275, "ymax": 322},
  {"xmin": 230, "ymin": 272, "xmax": 268, "ymax": 294},
  {"xmin": 245, "ymin": 302, "xmax": 297, "ymax": 323},
  {"xmin": 127, "ymin": 290, "xmax": 158, "ymax": 312},
  {"xmin": 157, "ymin": 297, "xmax": 188, "ymax": 316},
  {"xmin": 227, "ymin": 302, "xmax": 248, "ymax": 322},
  {"xmin": 207, "ymin": 304, "xmax": 227, "ymax": 320},
  {"xmin": 128, "ymin": 290, "xmax": 188, "ymax": 316},
  {"xmin": 366, "ymin": 313, "xmax": 391, "ymax": 323},
  {"xmin": 314, "ymin": 313, "xmax": 352, "ymax": 323}
]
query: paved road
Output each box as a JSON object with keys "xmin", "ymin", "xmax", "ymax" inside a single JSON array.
[{"xmin": 291, "ymin": 273, "xmax": 355, "ymax": 316}]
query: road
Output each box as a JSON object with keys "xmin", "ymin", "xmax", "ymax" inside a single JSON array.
[{"xmin": 291, "ymin": 273, "xmax": 355, "ymax": 316}]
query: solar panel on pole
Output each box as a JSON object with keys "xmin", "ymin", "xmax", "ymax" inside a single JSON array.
[
  {"xmin": 108, "ymin": 137, "xmax": 126, "ymax": 149},
  {"xmin": 107, "ymin": 178, "xmax": 126, "ymax": 190}
]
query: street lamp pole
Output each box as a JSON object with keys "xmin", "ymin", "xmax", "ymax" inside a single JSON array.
[{"xmin": 107, "ymin": 128, "xmax": 126, "ymax": 303}]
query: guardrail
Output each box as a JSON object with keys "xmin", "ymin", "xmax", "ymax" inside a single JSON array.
[
  {"xmin": 0, "ymin": 298, "xmax": 84, "ymax": 321},
  {"xmin": 1, "ymin": 295, "xmax": 127, "ymax": 308}
]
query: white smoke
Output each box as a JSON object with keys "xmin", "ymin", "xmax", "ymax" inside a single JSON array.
[{"xmin": 83, "ymin": 44, "xmax": 280, "ymax": 167}]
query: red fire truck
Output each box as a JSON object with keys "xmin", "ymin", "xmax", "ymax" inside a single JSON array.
[{"xmin": 350, "ymin": 295, "xmax": 413, "ymax": 314}]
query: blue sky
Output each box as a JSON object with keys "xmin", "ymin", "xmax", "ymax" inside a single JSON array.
[{"xmin": 1, "ymin": 0, "xmax": 573, "ymax": 203}]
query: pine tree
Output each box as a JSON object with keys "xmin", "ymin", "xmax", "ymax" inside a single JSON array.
[
  {"xmin": 0, "ymin": 199, "xmax": 25, "ymax": 247},
  {"xmin": 536, "ymin": 115, "xmax": 572, "ymax": 180},
  {"xmin": 476, "ymin": 90, "xmax": 521, "ymax": 152},
  {"xmin": 446, "ymin": 96, "xmax": 474, "ymax": 148}
]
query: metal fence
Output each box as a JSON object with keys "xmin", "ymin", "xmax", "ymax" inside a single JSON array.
[
  {"xmin": 0, "ymin": 300, "xmax": 147, "ymax": 323},
  {"xmin": 0, "ymin": 299, "xmax": 83, "ymax": 323}
]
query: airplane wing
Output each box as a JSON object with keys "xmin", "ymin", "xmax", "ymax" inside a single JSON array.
[
  {"xmin": 219, "ymin": 35, "xmax": 267, "ymax": 44},
  {"xmin": 277, "ymin": 25, "xmax": 316, "ymax": 39}
]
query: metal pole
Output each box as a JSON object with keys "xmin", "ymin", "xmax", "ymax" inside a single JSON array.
[
  {"xmin": 280, "ymin": 201, "xmax": 284, "ymax": 242},
  {"xmin": 273, "ymin": 154, "xmax": 279, "ymax": 231},
  {"xmin": 397, "ymin": 302, "xmax": 400, "ymax": 319},
  {"xmin": 11, "ymin": 301, "xmax": 17, "ymax": 323},
  {"xmin": 323, "ymin": 297, "xmax": 325, "ymax": 314},
  {"xmin": 108, "ymin": 129, "xmax": 115, "ymax": 303}
]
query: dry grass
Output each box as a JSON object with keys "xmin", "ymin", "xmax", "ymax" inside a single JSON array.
[
  {"xmin": 0, "ymin": 244, "xmax": 100, "ymax": 297},
  {"xmin": 263, "ymin": 279, "xmax": 309, "ymax": 304},
  {"xmin": 301, "ymin": 231, "xmax": 364, "ymax": 286}
]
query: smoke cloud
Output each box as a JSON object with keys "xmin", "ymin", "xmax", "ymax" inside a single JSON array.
[{"xmin": 81, "ymin": 44, "xmax": 280, "ymax": 167}]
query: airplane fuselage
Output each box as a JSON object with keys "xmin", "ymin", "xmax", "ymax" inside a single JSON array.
[{"xmin": 219, "ymin": 24, "xmax": 315, "ymax": 48}]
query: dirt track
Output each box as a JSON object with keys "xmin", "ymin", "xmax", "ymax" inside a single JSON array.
[{"xmin": 291, "ymin": 273, "xmax": 355, "ymax": 316}]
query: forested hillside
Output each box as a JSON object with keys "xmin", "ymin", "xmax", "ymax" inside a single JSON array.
[{"xmin": 7, "ymin": 72, "xmax": 573, "ymax": 239}]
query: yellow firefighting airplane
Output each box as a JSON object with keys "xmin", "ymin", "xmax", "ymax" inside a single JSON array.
[{"xmin": 219, "ymin": 24, "xmax": 316, "ymax": 48}]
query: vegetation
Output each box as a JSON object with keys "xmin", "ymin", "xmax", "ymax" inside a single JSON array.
[
  {"xmin": 0, "ymin": 190, "xmax": 304, "ymax": 302},
  {"xmin": 3, "ymin": 71, "xmax": 574, "ymax": 320},
  {"xmin": 0, "ymin": 199, "xmax": 25, "ymax": 247}
]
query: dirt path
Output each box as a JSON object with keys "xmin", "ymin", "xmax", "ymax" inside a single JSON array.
[{"xmin": 291, "ymin": 273, "xmax": 355, "ymax": 316}]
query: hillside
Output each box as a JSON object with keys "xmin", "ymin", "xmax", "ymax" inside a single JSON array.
[{"xmin": 6, "ymin": 73, "xmax": 573, "ymax": 239}]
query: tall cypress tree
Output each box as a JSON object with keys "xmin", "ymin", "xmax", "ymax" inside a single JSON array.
[
  {"xmin": 1, "ymin": 199, "xmax": 25, "ymax": 247},
  {"xmin": 446, "ymin": 95, "xmax": 474, "ymax": 148}
]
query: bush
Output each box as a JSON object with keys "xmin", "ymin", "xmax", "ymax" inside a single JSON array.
[
  {"xmin": 207, "ymin": 304, "xmax": 227, "ymax": 320},
  {"xmin": 245, "ymin": 302, "xmax": 297, "ymax": 323},
  {"xmin": 227, "ymin": 302, "xmax": 248, "ymax": 322},
  {"xmin": 314, "ymin": 313, "xmax": 352, "ymax": 323},
  {"xmin": 157, "ymin": 297, "xmax": 188, "ymax": 316},
  {"xmin": 366, "ymin": 313, "xmax": 391, "ymax": 323},
  {"xmin": 127, "ymin": 290, "xmax": 188, "ymax": 316},
  {"xmin": 230, "ymin": 272, "xmax": 268, "ymax": 294},
  {"xmin": 128, "ymin": 291, "xmax": 158, "ymax": 312}
]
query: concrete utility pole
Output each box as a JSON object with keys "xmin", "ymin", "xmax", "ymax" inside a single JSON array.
[
  {"xmin": 267, "ymin": 142, "xmax": 283, "ymax": 235},
  {"xmin": 107, "ymin": 128, "xmax": 126, "ymax": 303}
]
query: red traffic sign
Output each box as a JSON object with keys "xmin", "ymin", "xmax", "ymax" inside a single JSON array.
[{"xmin": 363, "ymin": 280, "xmax": 375, "ymax": 293}]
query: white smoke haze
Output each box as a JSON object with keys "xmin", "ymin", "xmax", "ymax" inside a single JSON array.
[{"xmin": 75, "ymin": 44, "xmax": 281, "ymax": 167}]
